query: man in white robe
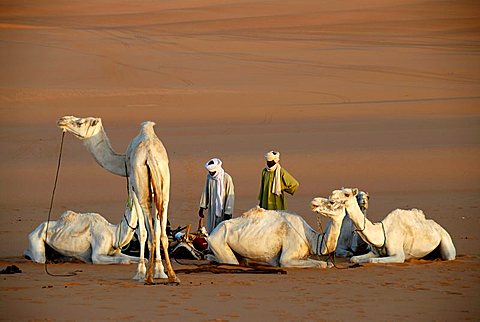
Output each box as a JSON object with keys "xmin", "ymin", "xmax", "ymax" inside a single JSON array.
[{"xmin": 198, "ymin": 158, "xmax": 235, "ymax": 233}]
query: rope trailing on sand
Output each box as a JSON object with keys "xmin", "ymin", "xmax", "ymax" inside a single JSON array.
[
  {"xmin": 44, "ymin": 131, "xmax": 77, "ymax": 277},
  {"xmin": 174, "ymin": 262, "xmax": 287, "ymax": 275}
]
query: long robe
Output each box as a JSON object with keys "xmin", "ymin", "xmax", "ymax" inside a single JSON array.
[
  {"xmin": 258, "ymin": 167, "xmax": 299, "ymax": 210},
  {"xmin": 199, "ymin": 172, "xmax": 235, "ymax": 233}
]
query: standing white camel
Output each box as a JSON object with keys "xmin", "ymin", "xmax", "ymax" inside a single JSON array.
[
  {"xmin": 315, "ymin": 188, "xmax": 456, "ymax": 264},
  {"xmin": 322, "ymin": 191, "xmax": 371, "ymax": 257},
  {"xmin": 207, "ymin": 206, "xmax": 343, "ymax": 268},
  {"xmin": 57, "ymin": 116, "xmax": 178, "ymax": 283},
  {"xmin": 25, "ymin": 188, "xmax": 142, "ymax": 264}
]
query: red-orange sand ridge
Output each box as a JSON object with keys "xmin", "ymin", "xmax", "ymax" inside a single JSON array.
[{"xmin": 0, "ymin": 1, "xmax": 479, "ymax": 320}]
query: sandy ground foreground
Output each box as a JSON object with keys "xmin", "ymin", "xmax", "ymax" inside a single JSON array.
[{"xmin": 1, "ymin": 0, "xmax": 479, "ymax": 320}]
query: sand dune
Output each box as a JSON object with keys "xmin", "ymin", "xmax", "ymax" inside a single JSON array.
[{"xmin": 1, "ymin": 0, "xmax": 479, "ymax": 320}]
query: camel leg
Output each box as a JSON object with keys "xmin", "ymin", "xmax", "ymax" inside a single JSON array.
[
  {"xmin": 133, "ymin": 201, "xmax": 148, "ymax": 280},
  {"xmin": 368, "ymin": 253, "xmax": 406, "ymax": 263},
  {"xmin": 153, "ymin": 214, "xmax": 167, "ymax": 279},
  {"xmin": 363, "ymin": 243, "xmax": 405, "ymax": 263},
  {"xmin": 159, "ymin": 201, "xmax": 180, "ymax": 283},
  {"xmin": 92, "ymin": 250, "xmax": 138, "ymax": 264},
  {"xmin": 24, "ymin": 222, "xmax": 48, "ymax": 263},
  {"xmin": 129, "ymin": 166, "xmax": 152, "ymax": 281},
  {"xmin": 279, "ymin": 241, "xmax": 328, "ymax": 268},
  {"xmin": 279, "ymin": 257, "xmax": 329, "ymax": 268},
  {"xmin": 113, "ymin": 252, "xmax": 141, "ymax": 263},
  {"xmin": 144, "ymin": 213, "xmax": 157, "ymax": 284},
  {"xmin": 437, "ymin": 225, "xmax": 456, "ymax": 260},
  {"xmin": 209, "ymin": 243, "xmax": 239, "ymax": 265},
  {"xmin": 207, "ymin": 223, "xmax": 239, "ymax": 265},
  {"xmin": 207, "ymin": 223, "xmax": 238, "ymax": 264},
  {"xmin": 279, "ymin": 229, "xmax": 329, "ymax": 268},
  {"xmin": 350, "ymin": 251, "xmax": 378, "ymax": 263}
]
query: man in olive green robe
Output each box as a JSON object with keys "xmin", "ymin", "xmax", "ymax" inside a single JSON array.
[
  {"xmin": 199, "ymin": 158, "xmax": 235, "ymax": 233},
  {"xmin": 258, "ymin": 151, "xmax": 299, "ymax": 210}
]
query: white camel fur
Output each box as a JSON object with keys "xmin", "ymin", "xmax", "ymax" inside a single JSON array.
[
  {"xmin": 313, "ymin": 188, "xmax": 456, "ymax": 264},
  {"xmin": 322, "ymin": 191, "xmax": 371, "ymax": 257},
  {"xmin": 57, "ymin": 116, "xmax": 178, "ymax": 283},
  {"xmin": 207, "ymin": 206, "xmax": 343, "ymax": 268},
  {"xmin": 25, "ymin": 188, "xmax": 142, "ymax": 264}
]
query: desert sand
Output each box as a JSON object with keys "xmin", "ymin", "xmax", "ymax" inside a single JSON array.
[{"xmin": 1, "ymin": 0, "xmax": 479, "ymax": 320}]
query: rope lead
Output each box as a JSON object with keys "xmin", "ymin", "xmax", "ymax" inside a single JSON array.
[{"xmin": 44, "ymin": 131, "xmax": 76, "ymax": 277}]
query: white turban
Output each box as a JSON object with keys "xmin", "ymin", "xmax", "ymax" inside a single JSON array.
[
  {"xmin": 265, "ymin": 151, "xmax": 280, "ymax": 162},
  {"xmin": 205, "ymin": 158, "xmax": 225, "ymax": 217},
  {"xmin": 205, "ymin": 158, "xmax": 223, "ymax": 173},
  {"xmin": 264, "ymin": 151, "xmax": 282, "ymax": 196}
]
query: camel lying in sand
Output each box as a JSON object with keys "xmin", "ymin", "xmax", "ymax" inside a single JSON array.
[
  {"xmin": 207, "ymin": 206, "xmax": 343, "ymax": 268},
  {"xmin": 25, "ymin": 189, "xmax": 142, "ymax": 264},
  {"xmin": 57, "ymin": 116, "xmax": 178, "ymax": 283},
  {"xmin": 323, "ymin": 190, "xmax": 371, "ymax": 257},
  {"xmin": 311, "ymin": 188, "xmax": 456, "ymax": 264}
]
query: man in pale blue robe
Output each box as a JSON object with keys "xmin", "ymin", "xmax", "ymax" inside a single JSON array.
[{"xmin": 199, "ymin": 158, "xmax": 235, "ymax": 233}]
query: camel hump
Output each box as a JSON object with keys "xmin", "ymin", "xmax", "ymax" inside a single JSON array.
[
  {"xmin": 139, "ymin": 121, "xmax": 159, "ymax": 139},
  {"xmin": 242, "ymin": 206, "xmax": 266, "ymax": 217},
  {"xmin": 387, "ymin": 208, "xmax": 428, "ymax": 225},
  {"xmin": 141, "ymin": 121, "xmax": 156, "ymax": 130},
  {"xmin": 398, "ymin": 208, "xmax": 426, "ymax": 219},
  {"xmin": 59, "ymin": 210, "xmax": 78, "ymax": 223}
]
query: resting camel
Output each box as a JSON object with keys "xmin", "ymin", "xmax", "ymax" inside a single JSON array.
[
  {"xmin": 312, "ymin": 188, "xmax": 456, "ymax": 264},
  {"xmin": 57, "ymin": 116, "xmax": 178, "ymax": 283},
  {"xmin": 25, "ymin": 189, "xmax": 142, "ymax": 264},
  {"xmin": 322, "ymin": 191, "xmax": 371, "ymax": 257},
  {"xmin": 207, "ymin": 206, "xmax": 343, "ymax": 268}
]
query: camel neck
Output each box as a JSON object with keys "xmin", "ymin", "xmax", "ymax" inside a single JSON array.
[
  {"xmin": 113, "ymin": 202, "xmax": 137, "ymax": 249},
  {"xmin": 345, "ymin": 200, "xmax": 385, "ymax": 247},
  {"xmin": 320, "ymin": 212, "xmax": 345, "ymax": 255},
  {"xmin": 83, "ymin": 127, "xmax": 127, "ymax": 177}
]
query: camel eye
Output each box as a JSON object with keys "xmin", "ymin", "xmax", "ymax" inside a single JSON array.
[{"xmin": 345, "ymin": 193, "xmax": 350, "ymax": 197}]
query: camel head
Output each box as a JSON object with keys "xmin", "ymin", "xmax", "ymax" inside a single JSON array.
[
  {"xmin": 310, "ymin": 197, "xmax": 345, "ymax": 220},
  {"xmin": 356, "ymin": 191, "xmax": 370, "ymax": 212},
  {"xmin": 328, "ymin": 188, "xmax": 359, "ymax": 207},
  {"xmin": 57, "ymin": 116, "xmax": 102, "ymax": 139}
]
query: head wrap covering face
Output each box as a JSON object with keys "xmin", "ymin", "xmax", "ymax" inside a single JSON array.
[
  {"xmin": 265, "ymin": 151, "xmax": 280, "ymax": 163},
  {"xmin": 264, "ymin": 151, "xmax": 282, "ymax": 196},
  {"xmin": 205, "ymin": 158, "xmax": 225, "ymax": 217},
  {"xmin": 205, "ymin": 158, "xmax": 223, "ymax": 174}
]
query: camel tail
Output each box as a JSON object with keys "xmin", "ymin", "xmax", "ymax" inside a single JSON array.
[
  {"xmin": 146, "ymin": 149, "xmax": 179, "ymax": 283},
  {"xmin": 145, "ymin": 152, "xmax": 170, "ymax": 219}
]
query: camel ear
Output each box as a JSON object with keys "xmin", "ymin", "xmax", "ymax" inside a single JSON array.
[
  {"xmin": 91, "ymin": 118, "xmax": 100, "ymax": 126},
  {"xmin": 352, "ymin": 188, "xmax": 358, "ymax": 196}
]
